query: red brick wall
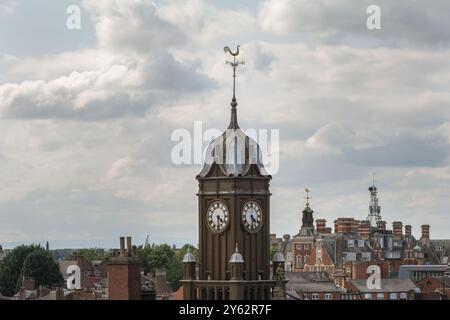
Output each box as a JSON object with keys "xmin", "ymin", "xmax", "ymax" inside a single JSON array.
[{"xmin": 107, "ymin": 263, "xmax": 141, "ymax": 300}]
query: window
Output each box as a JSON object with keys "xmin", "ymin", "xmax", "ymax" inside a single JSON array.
[
  {"xmin": 346, "ymin": 252, "xmax": 356, "ymax": 261},
  {"xmin": 364, "ymin": 293, "xmax": 372, "ymax": 300},
  {"xmin": 377, "ymin": 293, "xmax": 385, "ymax": 300},
  {"xmin": 400, "ymin": 293, "xmax": 408, "ymax": 300},
  {"xmin": 362, "ymin": 252, "xmax": 371, "ymax": 261},
  {"xmin": 325, "ymin": 294, "xmax": 332, "ymax": 300},
  {"xmin": 358, "ymin": 240, "xmax": 365, "ymax": 247},
  {"xmin": 312, "ymin": 293, "xmax": 320, "ymax": 300},
  {"xmin": 347, "ymin": 240, "xmax": 355, "ymax": 247},
  {"xmin": 390, "ymin": 293, "xmax": 397, "ymax": 300},
  {"xmin": 393, "ymin": 241, "xmax": 402, "ymax": 248},
  {"xmin": 304, "ymin": 255, "xmax": 309, "ymax": 264},
  {"xmin": 296, "ymin": 255, "xmax": 302, "ymax": 268}
]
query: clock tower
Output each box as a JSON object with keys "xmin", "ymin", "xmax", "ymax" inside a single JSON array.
[{"xmin": 182, "ymin": 46, "xmax": 276, "ymax": 300}]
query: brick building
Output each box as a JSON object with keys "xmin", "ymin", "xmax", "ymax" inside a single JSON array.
[
  {"xmin": 414, "ymin": 276, "xmax": 450, "ymax": 300},
  {"xmin": 58, "ymin": 252, "xmax": 106, "ymax": 290},
  {"xmin": 272, "ymin": 183, "xmax": 450, "ymax": 296},
  {"xmin": 346, "ymin": 278, "xmax": 416, "ymax": 300},
  {"xmin": 285, "ymin": 272, "xmax": 341, "ymax": 300}
]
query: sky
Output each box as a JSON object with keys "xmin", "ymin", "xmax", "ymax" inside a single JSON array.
[{"xmin": 0, "ymin": 0, "xmax": 449, "ymax": 249}]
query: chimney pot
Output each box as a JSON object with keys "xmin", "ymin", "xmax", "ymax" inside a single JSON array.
[{"xmin": 405, "ymin": 225, "xmax": 412, "ymax": 237}]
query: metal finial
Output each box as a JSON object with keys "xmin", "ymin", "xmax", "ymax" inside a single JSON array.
[
  {"xmin": 235, "ymin": 243, "xmax": 239, "ymax": 253},
  {"xmin": 305, "ymin": 188, "xmax": 311, "ymax": 207},
  {"xmin": 224, "ymin": 45, "xmax": 245, "ymax": 106},
  {"xmin": 372, "ymin": 172, "xmax": 376, "ymax": 186}
]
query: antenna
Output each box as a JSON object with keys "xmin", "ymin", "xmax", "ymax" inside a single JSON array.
[{"xmin": 366, "ymin": 173, "xmax": 382, "ymax": 227}]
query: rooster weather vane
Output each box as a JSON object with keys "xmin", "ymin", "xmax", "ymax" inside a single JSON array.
[{"xmin": 224, "ymin": 45, "xmax": 245, "ymax": 100}]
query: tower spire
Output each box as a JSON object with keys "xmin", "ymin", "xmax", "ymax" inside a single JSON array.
[
  {"xmin": 224, "ymin": 45, "xmax": 245, "ymax": 129},
  {"xmin": 305, "ymin": 188, "xmax": 311, "ymax": 207}
]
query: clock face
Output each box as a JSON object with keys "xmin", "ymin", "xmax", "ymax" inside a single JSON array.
[
  {"xmin": 207, "ymin": 201, "xmax": 229, "ymax": 233},
  {"xmin": 242, "ymin": 201, "xmax": 263, "ymax": 233}
]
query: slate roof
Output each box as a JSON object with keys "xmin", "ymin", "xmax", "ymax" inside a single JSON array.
[
  {"xmin": 350, "ymin": 278, "xmax": 416, "ymax": 293},
  {"xmin": 285, "ymin": 272, "xmax": 341, "ymax": 293}
]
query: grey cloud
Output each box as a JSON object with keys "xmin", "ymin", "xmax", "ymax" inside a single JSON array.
[
  {"xmin": 344, "ymin": 134, "xmax": 450, "ymax": 167},
  {"xmin": 260, "ymin": 0, "xmax": 450, "ymax": 48}
]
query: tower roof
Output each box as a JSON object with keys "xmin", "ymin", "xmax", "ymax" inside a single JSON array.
[
  {"xmin": 197, "ymin": 46, "xmax": 269, "ymax": 178},
  {"xmin": 182, "ymin": 248, "xmax": 196, "ymax": 263},
  {"xmin": 198, "ymin": 124, "xmax": 268, "ymax": 177},
  {"xmin": 229, "ymin": 244, "xmax": 244, "ymax": 263}
]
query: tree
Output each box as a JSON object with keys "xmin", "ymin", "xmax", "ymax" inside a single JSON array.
[
  {"xmin": 270, "ymin": 244, "xmax": 280, "ymax": 260},
  {"xmin": 21, "ymin": 251, "xmax": 64, "ymax": 289},
  {"xmin": 68, "ymin": 248, "xmax": 109, "ymax": 262},
  {"xmin": 166, "ymin": 244, "xmax": 199, "ymax": 291},
  {"xmin": 0, "ymin": 245, "xmax": 43, "ymax": 296},
  {"xmin": 138, "ymin": 244, "xmax": 175, "ymax": 275},
  {"xmin": 136, "ymin": 243, "xmax": 198, "ymax": 291}
]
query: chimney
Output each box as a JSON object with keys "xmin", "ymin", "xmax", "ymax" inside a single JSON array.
[
  {"xmin": 334, "ymin": 218, "xmax": 358, "ymax": 234},
  {"xmin": 38, "ymin": 285, "xmax": 50, "ymax": 298},
  {"xmin": 316, "ymin": 219, "xmax": 326, "ymax": 233},
  {"xmin": 376, "ymin": 220, "xmax": 386, "ymax": 231},
  {"xmin": 126, "ymin": 236, "xmax": 132, "ymax": 256},
  {"xmin": 55, "ymin": 286, "xmax": 63, "ymax": 300},
  {"xmin": 155, "ymin": 269, "xmax": 171, "ymax": 298},
  {"xmin": 107, "ymin": 236, "xmax": 142, "ymax": 300},
  {"xmin": 358, "ymin": 220, "xmax": 371, "ymax": 240},
  {"xmin": 119, "ymin": 237, "xmax": 125, "ymax": 257},
  {"xmin": 392, "ymin": 221, "xmax": 403, "ymax": 240},
  {"xmin": 405, "ymin": 225, "xmax": 412, "ymax": 237},
  {"xmin": 21, "ymin": 276, "xmax": 35, "ymax": 290},
  {"xmin": 420, "ymin": 225, "xmax": 430, "ymax": 247}
]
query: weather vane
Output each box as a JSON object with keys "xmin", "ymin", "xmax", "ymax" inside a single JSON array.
[
  {"xmin": 305, "ymin": 188, "xmax": 312, "ymax": 207},
  {"xmin": 224, "ymin": 45, "xmax": 245, "ymax": 101}
]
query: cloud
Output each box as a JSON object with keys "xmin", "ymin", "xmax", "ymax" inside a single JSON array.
[
  {"xmin": 82, "ymin": 0, "xmax": 184, "ymax": 53},
  {"xmin": 260, "ymin": 0, "xmax": 450, "ymax": 48},
  {"xmin": 0, "ymin": 0, "xmax": 17, "ymax": 16},
  {"xmin": 0, "ymin": 0, "xmax": 214, "ymax": 119},
  {"xmin": 1, "ymin": 0, "xmax": 450, "ymax": 245}
]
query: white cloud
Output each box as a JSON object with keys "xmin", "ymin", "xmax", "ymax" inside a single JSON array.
[
  {"xmin": 0, "ymin": 0, "xmax": 213, "ymax": 119},
  {"xmin": 0, "ymin": 0, "xmax": 17, "ymax": 17}
]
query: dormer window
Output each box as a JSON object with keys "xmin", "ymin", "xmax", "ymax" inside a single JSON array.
[
  {"xmin": 346, "ymin": 252, "xmax": 356, "ymax": 261},
  {"xmin": 347, "ymin": 240, "xmax": 355, "ymax": 248}
]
